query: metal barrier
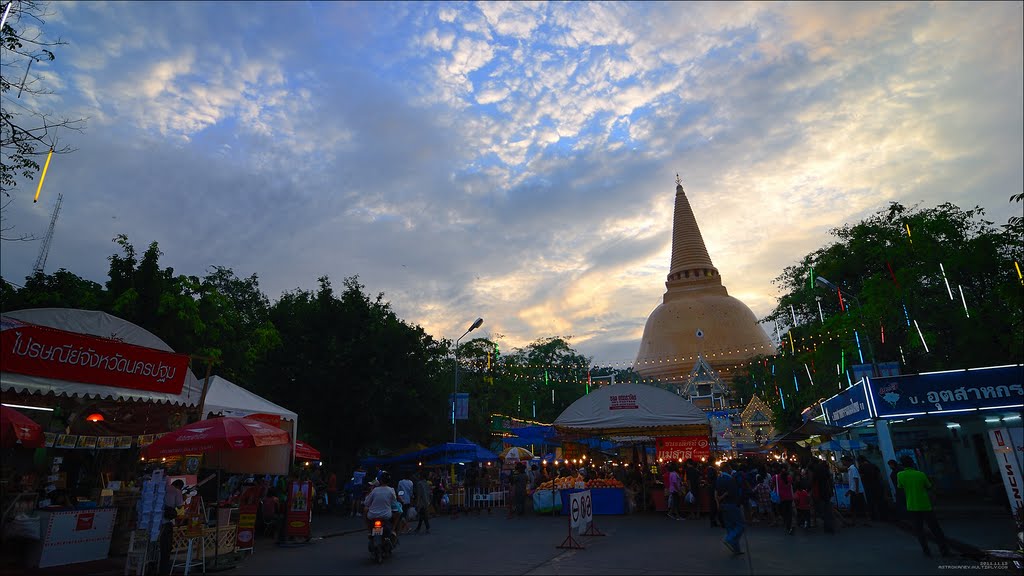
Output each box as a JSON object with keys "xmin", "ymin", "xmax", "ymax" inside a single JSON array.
[{"xmin": 455, "ymin": 488, "xmax": 508, "ymax": 515}]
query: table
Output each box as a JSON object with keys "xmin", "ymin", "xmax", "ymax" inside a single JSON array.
[
  {"xmin": 34, "ymin": 507, "xmax": 116, "ymax": 568},
  {"xmin": 558, "ymin": 488, "xmax": 626, "ymax": 515}
]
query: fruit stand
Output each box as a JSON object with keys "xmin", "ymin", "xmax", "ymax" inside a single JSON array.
[{"xmin": 535, "ymin": 476, "xmax": 626, "ymax": 515}]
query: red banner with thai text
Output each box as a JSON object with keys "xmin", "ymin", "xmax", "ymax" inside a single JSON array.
[
  {"xmin": 656, "ymin": 436, "xmax": 711, "ymax": 462},
  {"xmin": 1, "ymin": 318, "xmax": 189, "ymax": 395},
  {"xmin": 285, "ymin": 481, "xmax": 311, "ymax": 539}
]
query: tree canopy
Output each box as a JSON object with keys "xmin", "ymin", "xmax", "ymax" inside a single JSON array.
[{"xmin": 734, "ymin": 201, "xmax": 1023, "ymax": 431}]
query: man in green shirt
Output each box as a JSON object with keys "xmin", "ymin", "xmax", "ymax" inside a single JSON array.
[{"xmin": 896, "ymin": 456, "xmax": 951, "ymax": 557}]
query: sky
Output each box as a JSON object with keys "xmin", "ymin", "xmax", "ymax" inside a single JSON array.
[{"xmin": 1, "ymin": 1, "xmax": 1021, "ymax": 369}]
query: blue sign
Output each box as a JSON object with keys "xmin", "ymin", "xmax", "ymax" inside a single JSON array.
[
  {"xmin": 869, "ymin": 365, "xmax": 1024, "ymax": 418},
  {"xmin": 450, "ymin": 393, "xmax": 470, "ymax": 420},
  {"xmin": 822, "ymin": 380, "xmax": 872, "ymax": 427}
]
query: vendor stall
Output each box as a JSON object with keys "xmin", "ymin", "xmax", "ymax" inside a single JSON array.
[
  {"xmin": 552, "ymin": 384, "xmax": 710, "ymax": 514},
  {"xmin": 1, "ymin": 309, "xmax": 204, "ymax": 570},
  {"xmin": 200, "ymin": 375, "xmax": 299, "ymax": 465}
]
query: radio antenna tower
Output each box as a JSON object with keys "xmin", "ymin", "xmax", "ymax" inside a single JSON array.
[{"xmin": 32, "ymin": 192, "xmax": 63, "ymax": 275}]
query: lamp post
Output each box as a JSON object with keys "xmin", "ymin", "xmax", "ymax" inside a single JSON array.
[
  {"xmin": 815, "ymin": 276, "xmax": 878, "ymax": 376},
  {"xmin": 453, "ymin": 317, "xmax": 483, "ymax": 443}
]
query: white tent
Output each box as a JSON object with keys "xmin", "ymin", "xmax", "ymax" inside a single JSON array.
[
  {"xmin": 554, "ymin": 383, "xmax": 709, "ymax": 438},
  {"xmin": 201, "ymin": 375, "xmax": 298, "ymax": 474},
  {"xmin": 1, "ymin": 308, "xmax": 203, "ymax": 405}
]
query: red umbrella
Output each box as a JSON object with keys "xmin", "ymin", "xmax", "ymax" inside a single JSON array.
[
  {"xmin": 143, "ymin": 416, "xmax": 290, "ymax": 458},
  {"xmin": 1, "ymin": 405, "xmax": 45, "ymax": 448},
  {"xmin": 294, "ymin": 441, "xmax": 321, "ymax": 461}
]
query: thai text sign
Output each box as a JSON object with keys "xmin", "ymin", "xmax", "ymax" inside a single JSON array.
[
  {"xmin": 236, "ymin": 503, "xmax": 258, "ymax": 549},
  {"xmin": 822, "ymin": 380, "xmax": 872, "ymax": 427},
  {"xmin": 1, "ymin": 318, "xmax": 189, "ymax": 395},
  {"xmin": 656, "ymin": 436, "xmax": 710, "ymax": 462},
  {"xmin": 869, "ymin": 366, "xmax": 1023, "ymax": 417},
  {"xmin": 608, "ymin": 393, "xmax": 638, "ymax": 410}
]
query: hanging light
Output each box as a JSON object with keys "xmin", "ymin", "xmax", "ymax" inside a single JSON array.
[{"xmin": 86, "ymin": 413, "xmax": 105, "ymax": 423}]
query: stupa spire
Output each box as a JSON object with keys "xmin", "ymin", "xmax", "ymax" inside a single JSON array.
[{"xmin": 667, "ymin": 176, "xmax": 719, "ymax": 284}]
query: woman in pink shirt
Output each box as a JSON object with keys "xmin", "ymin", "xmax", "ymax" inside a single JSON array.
[{"xmin": 774, "ymin": 465, "xmax": 796, "ymax": 535}]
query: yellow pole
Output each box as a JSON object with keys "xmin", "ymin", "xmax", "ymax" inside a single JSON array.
[{"xmin": 34, "ymin": 148, "xmax": 54, "ymax": 203}]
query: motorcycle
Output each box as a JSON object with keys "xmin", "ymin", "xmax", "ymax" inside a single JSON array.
[{"xmin": 367, "ymin": 518, "xmax": 396, "ymax": 564}]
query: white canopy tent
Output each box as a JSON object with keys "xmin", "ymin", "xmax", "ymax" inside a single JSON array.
[
  {"xmin": 1, "ymin": 308, "xmax": 203, "ymax": 405},
  {"xmin": 554, "ymin": 383, "xmax": 710, "ymax": 438},
  {"xmin": 201, "ymin": 375, "xmax": 299, "ymax": 474}
]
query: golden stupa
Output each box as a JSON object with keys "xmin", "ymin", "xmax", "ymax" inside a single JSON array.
[{"xmin": 634, "ymin": 177, "xmax": 773, "ymax": 384}]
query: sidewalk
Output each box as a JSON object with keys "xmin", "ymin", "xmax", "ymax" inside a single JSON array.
[{"xmin": 904, "ymin": 501, "xmax": 1019, "ymax": 555}]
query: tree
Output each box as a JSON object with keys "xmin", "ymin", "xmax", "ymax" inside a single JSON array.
[
  {"xmin": 1, "ymin": 0, "xmax": 87, "ymax": 241},
  {"xmin": 749, "ymin": 202, "xmax": 1023, "ymax": 430}
]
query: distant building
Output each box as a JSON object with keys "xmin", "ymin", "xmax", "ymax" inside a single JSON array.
[{"xmin": 634, "ymin": 178, "xmax": 773, "ymax": 404}]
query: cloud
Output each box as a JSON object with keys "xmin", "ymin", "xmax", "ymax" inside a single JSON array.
[{"xmin": 1, "ymin": 1, "xmax": 1020, "ymax": 371}]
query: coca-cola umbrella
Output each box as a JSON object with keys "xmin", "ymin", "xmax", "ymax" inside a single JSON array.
[
  {"xmin": 143, "ymin": 416, "xmax": 290, "ymax": 458},
  {"xmin": 294, "ymin": 441, "xmax": 321, "ymax": 461},
  {"xmin": 1, "ymin": 405, "xmax": 45, "ymax": 448},
  {"xmin": 143, "ymin": 416, "xmax": 290, "ymax": 566}
]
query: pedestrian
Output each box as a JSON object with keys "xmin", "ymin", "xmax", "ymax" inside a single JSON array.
[
  {"xmin": 514, "ymin": 463, "xmax": 529, "ymax": 516},
  {"xmin": 755, "ymin": 474, "xmax": 773, "ymax": 526},
  {"xmin": 897, "ymin": 456, "xmax": 951, "ymax": 557},
  {"xmin": 888, "ymin": 459, "xmax": 904, "ymax": 520},
  {"xmin": 795, "ymin": 482, "xmax": 811, "ymax": 529},
  {"xmin": 858, "ymin": 455, "xmax": 886, "ymax": 521},
  {"xmin": 841, "ymin": 455, "xmax": 870, "ymax": 526},
  {"xmin": 810, "ymin": 458, "xmax": 836, "ymax": 534},
  {"xmin": 397, "ymin": 474, "xmax": 414, "ymax": 533},
  {"xmin": 413, "ymin": 472, "xmax": 432, "ymax": 534},
  {"xmin": 715, "ymin": 461, "xmax": 745, "ymax": 556},
  {"xmin": 159, "ymin": 479, "xmax": 185, "ymax": 576},
  {"xmin": 667, "ymin": 462, "xmax": 682, "ymax": 520},
  {"xmin": 705, "ymin": 464, "xmax": 720, "ymax": 528},
  {"xmin": 774, "ymin": 465, "xmax": 796, "ymax": 535}
]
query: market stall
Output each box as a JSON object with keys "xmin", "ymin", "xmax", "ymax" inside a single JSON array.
[
  {"xmin": 143, "ymin": 416, "xmax": 292, "ymax": 565},
  {"xmin": 553, "ymin": 383, "xmax": 710, "ymax": 515},
  {"xmin": 200, "ymin": 375, "xmax": 299, "ymax": 464},
  {"xmin": 0, "ymin": 309, "xmax": 204, "ymax": 570}
]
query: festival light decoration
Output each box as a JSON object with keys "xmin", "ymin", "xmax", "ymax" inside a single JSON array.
[
  {"xmin": 33, "ymin": 148, "xmax": 54, "ymax": 203},
  {"xmin": 837, "ymin": 288, "xmax": 846, "ymax": 312},
  {"xmin": 887, "ymin": 261, "xmax": 901, "ymax": 288},
  {"xmin": 957, "ymin": 285, "xmax": 969, "ymax": 318},
  {"xmin": 792, "ymin": 372, "xmax": 799, "ymax": 392},
  {"xmin": 1015, "ymin": 261, "xmax": 1022, "ymax": 285},
  {"xmin": 899, "ymin": 346, "xmax": 907, "ymax": 364},
  {"xmin": 817, "ymin": 300, "xmax": 824, "ymax": 323},
  {"xmin": 854, "ymin": 330, "xmax": 865, "ymax": 364},
  {"xmin": 0, "ymin": 3, "xmax": 11, "ymax": 33},
  {"xmin": 804, "ymin": 363, "xmax": 814, "ymax": 386},
  {"xmin": 913, "ymin": 320, "xmax": 930, "ymax": 353},
  {"xmin": 905, "ymin": 223, "xmax": 913, "ymax": 244},
  {"xmin": 939, "ymin": 263, "xmax": 954, "ymax": 300},
  {"xmin": 790, "ymin": 305, "xmax": 797, "ymax": 327},
  {"xmin": 902, "ymin": 302, "xmax": 911, "ymax": 327}
]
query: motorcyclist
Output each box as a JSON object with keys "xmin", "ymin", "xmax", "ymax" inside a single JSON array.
[{"xmin": 363, "ymin": 471, "xmax": 398, "ymax": 545}]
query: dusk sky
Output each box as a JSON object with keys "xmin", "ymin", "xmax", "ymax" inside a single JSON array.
[{"xmin": 1, "ymin": 1, "xmax": 1021, "ymax": 368}]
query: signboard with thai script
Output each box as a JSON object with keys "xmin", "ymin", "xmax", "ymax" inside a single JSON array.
[
  {"xmin": 655, "ymin": 436, "xmax": 710, "ymax": 462},
  {"xmin": 868, "ymin": 365, "xmax": 1023, "ymax": 417},
  {"xmin": 1, "ymin": 318, "xmax": 190, "ymax": 395},
  {"xmin": 822, "ymin": 380, "xmax": 872, "ymax": 427},
  {"xmin": 608, "ymin": 393, "xmax": 638, "ymax": 411}
]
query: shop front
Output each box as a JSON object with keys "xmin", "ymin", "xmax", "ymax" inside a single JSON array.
[
  {"xmin": 818, "ymin": 364, "xmax": 1023, "ymax": 508},
  {"xmin": 0, "ymin": 309, "xmax": 204, "ymax": 570}
]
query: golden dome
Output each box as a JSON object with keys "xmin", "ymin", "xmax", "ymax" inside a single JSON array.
[{"xmin": 634, "ymin": 180, "xmax": 772, "ymax": 381}]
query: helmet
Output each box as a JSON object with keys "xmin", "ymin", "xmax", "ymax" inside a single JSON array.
[{"xmin": 378, "ymin": 471, "xmax": 391, "ymax": 485}]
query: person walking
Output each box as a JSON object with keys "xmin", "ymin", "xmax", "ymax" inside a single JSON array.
[
  {"xmin": 159, "ymin": 479, "xmax": 185, "ymax": 576},
  {"xmin": 858, "ymin": 455, "xmax": 885, "ymax": 521},
  {"xmin": 897, "ymin": 456, "xmax": 951, "ymax": 557},
  {"xmin": 667, "ymin": 463, "xmax": 682, "ymax": 520},
  {"xmin": 716, "ymin": 461, "xmax": 745, "ymax": 556},
  {"xmin": 811, "ymin": 458, "xmax": 836, "ymax": 534},
  {"xmin": 842, "ymin": 455, "xmax": 870, "ymax": 526},
  {"xmin": 888, "ymin": 459, "xmax": 904, "ymax": 521},
  {"xmin": 774, "ymin": 465, "xmax": 796, "ymax": 535},
  {"xmin": 514, "ymin": 463, "xmax": 529, "ymax": 516},
  {"xmin": 413, "ymin": 472, "xmax": 432, "ymax": 534}
]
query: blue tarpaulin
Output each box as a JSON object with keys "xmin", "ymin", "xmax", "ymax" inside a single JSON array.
[{"xmin": 360, "ymin": 439, "xmax": 498, "ymax": 467}]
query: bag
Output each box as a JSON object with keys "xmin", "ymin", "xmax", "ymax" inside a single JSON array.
[
  {"xmin": 406, "ymin": 505, "xmax": 418, "ymax": 522},
  {"xmin": 441, "ymin": 494, "xmax": 449, "ymax": 507},
  {"xmin": 685, "ymin": 491, "xmax": 695, "ymax": 504}
]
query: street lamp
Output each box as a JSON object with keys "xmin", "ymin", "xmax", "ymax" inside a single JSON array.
[
  {"xmin": 453, "ymin": 317, "xmax": 483, "ymax": 442},
  {"xmin": 815, "ymin": 276, "xmax": 878, "ymax": 376}
]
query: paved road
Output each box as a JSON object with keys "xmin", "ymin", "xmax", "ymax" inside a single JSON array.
[{"xmin": 231, "ymin": 512, "xmax": 1014, "ymax": 575}]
